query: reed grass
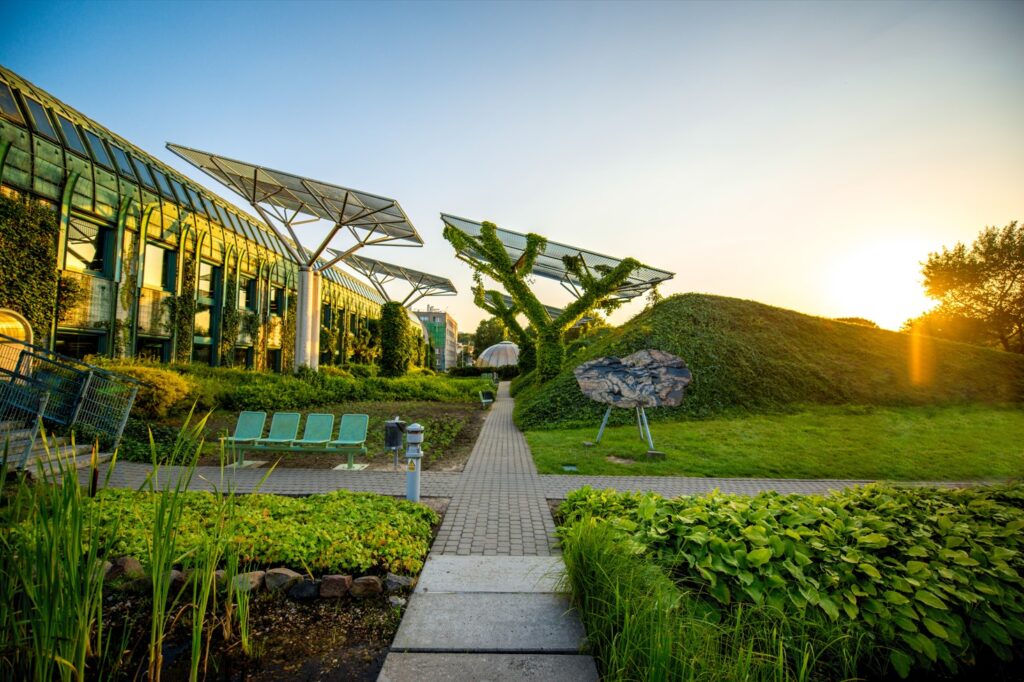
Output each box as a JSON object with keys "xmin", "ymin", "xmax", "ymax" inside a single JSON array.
[{"xmin": 559, "ymin": 519, "xmax": 869, "ymax": 681}]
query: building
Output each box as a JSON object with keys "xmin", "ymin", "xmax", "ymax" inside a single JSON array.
[
  {"xmin": 0, "ymin": 65, "xmax": 384, "ymax": 370},
  {"xmin": 415, "ymin": 307, "xmax": 458, "ymax": 371}
]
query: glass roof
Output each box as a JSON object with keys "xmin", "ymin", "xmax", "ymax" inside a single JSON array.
[
  {"xmin": 341, "ymin": 252, "xmax": 456, "ymax": 305},
  {"xmin": 441, "ymin": 214, "xmax": 673, "ymax": 300},
  {"xmin": 167, "ymin": 144, "xmax": 422, "ymax": 244}
]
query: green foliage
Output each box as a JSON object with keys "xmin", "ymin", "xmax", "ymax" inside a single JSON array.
[
  {"xmin": 559, "ymin": 484, "xmax": 1024, "ymax": 678},
  {"xmin": 835, "ymin": 317, "xmax": 880, "ymax": 328},
  {"xmin": 904, "ymin": 304, "xmax": 994, "ymax": 349},
  {"xmin": 515, "ymin": 293, "xmax": 1024, "ymax": 430},
  {"xmin": 118, "ymin": 417, "xmax": 192, "ymax": 463},
  {"xmin": 219, "ymin": 276, "xmax": 240, "ymax": 365},
  {"xmin": 168, "ymin": 252, "xmax": 196, "ymax": 363},
  {"xmin": 380, "ymin": 301, "xmax": 411, "ymax": 377},
  {"xmin": 559, "ymin": 519, "xmax": 865, "ymax": 682},
  {"xmin": 921, "ymin": 221, "xmax": 1024, "ymax": 353},
  {"xmin": 84, "ymin": 488, "xmax": 437, "ymax": 574},
  {"xmin": 56, "ymin": 273, "xmax": 87, "ymax": 324},
  {"xmin": 444, "ymin": 219, "xmax": 644, "ymax": 381},
  {"xmin": 472, "ymin": 316, "xmax": 507, "ymax": 358},
  {"xmin": 0, "ymin": 194, "xmax": 59, "ymax": 338},
  {"xmin": 106, "ymin": 365, "xmax": 195, "ymax": 419}
]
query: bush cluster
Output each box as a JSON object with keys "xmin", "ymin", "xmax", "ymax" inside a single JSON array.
[
  {"xmin": 559, "ymin": 485, "xmax": 1024, "ymax": 679},
  {"xmin": 84, "ymin": 488, "xmax": 438, "ymax": 574},
  {"xmin": 105, "ymin": 365, "xmax": 194, "ymax": 418}
]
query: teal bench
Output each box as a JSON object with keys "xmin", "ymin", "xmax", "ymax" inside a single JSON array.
[
  {"xmin": 221, "ymin": 412, "xmax": 369, "ymax": 469},
  {"xmin": 479, "ymin": 390, "xmax": 495, "ymax": 408}
]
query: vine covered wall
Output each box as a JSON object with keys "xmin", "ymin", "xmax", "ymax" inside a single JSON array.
[{"xmin": 0, "ymin": 194, "xmax": 59, "ymax": 341}]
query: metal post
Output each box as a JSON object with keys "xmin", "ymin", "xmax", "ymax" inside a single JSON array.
[
  {"xmin": 635, "ymin": 407, "xmax": 645, "ymax": 441},
  {"xmin": 295, "ymin": 266, "xmax": 312, "ymax": 370},
  {"xmin": 639, "ymin": 407, "xmax": 655, "ymax": 450},
  {"xmin": 405, "ymin": 422, "xmax": 424, "ymax": 502},
  {"xmin": 595, "ymin": 406, "xmax": 612, "ymax": 444}
]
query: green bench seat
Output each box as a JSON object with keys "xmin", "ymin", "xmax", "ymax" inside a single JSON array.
[{"xmin": 222, "ymin": 411, "xmax": 369, "ymax": 469}]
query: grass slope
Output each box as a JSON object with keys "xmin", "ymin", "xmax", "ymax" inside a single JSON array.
[{"xmin": 515, "ymin": 293, "xmax": 1024, "ymax": 430}]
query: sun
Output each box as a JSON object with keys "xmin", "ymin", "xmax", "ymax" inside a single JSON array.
[{"xmin": 824, "ymin": 239, "xmax": 936, "ymax": 331}]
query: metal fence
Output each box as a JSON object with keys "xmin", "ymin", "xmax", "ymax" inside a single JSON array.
[
  {"xmin": 0, "ymin": 332, "xmax": 139, "ymax": 454},
  {"xmin": 0, "ymin": 380, "xmax": 49, "ymax": 469}
]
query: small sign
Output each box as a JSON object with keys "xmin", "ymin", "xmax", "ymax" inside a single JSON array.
[{"xmin": 407, "ymin": 460, "xmax": 416, "ymax": 472}]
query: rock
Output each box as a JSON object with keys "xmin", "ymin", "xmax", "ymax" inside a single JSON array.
[
  {"xmin": 108, "ymin": 556, "xmax": 145, "ymax": 581},
  {"xmin": 288, "ymin": 579, "xmax": 319, "ymax": 602},
  {"xmin": 574, "ymin": 349, "xmax": 692, "ymax": 408},
  {"xmin": 97, "ymin": 560, "xmax": 113, "ymax": 580},
  {"xmin": 264, "ymin": 567, "xmax": 302, "ymax": 593},
  {"xmin": 384, "ymin": 573, "xmax": 415, "ymax": 593},
  {"xmin": 231, "ymin": 570, "xmax": 265, "ymax": 594},
  {"xmin": 320, "ymin": 574, "xmax": 352, "ymax": 598},
  {"xmin": 350, "ymin": 576, "xmax": 383, "ymax": 598},
  {"xmin": 168, "ymin": 569, "xmax": 188, "ymax": 593},
  {"xmin": 214, "ymin": 569, "xmax": 226, "ymax": 584},
  {"xmin": 388, "ymin": 595, "xmax": 407, "ymax": 607}
]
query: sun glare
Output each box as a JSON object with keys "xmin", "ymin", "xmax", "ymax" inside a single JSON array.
[{"xmin": 824, "ymin": 240, "xmax": 935, "ymax": 331}]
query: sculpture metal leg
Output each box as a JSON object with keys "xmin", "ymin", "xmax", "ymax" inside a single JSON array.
[
  {"xmin": 639, "ymin": 407, "xmax": 655, "ymax": 450},
  {"xmin": 636, "ymin": 407, "xmax": 645, "ymax": 440},
  {"xmin": 595, "ymin": 406, "xmax": 612, "ymax": 444}
]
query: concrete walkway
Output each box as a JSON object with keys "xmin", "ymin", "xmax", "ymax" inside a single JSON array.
[{"xmin": 380, "ymin": 383, "xmax": 597, "ymax": 681}]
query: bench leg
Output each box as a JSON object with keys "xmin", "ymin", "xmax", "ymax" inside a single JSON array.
[{"xmin": 347, "ymin": 451, "xmax": 355, "ymax": 470}]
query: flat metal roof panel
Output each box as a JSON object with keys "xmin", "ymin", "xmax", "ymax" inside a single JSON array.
[{"xmin": 341, "ymin": 253, "xmax": 457, "ymax": 296}]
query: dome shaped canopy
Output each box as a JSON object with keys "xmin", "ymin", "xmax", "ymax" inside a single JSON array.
[{"xmin": 476, "ymin": 341, "xmax": 519, "ymax": 368}]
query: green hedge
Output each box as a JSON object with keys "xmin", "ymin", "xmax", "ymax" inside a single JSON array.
[
  {"xmin": 84, "ymin": 489, "xmax": 437, "ymax": 574},
  {"xmin": 559, "ymin": 485, "xmax": 1024, "ymax": 678},
  {"xmin": 0, "ymin": 194, "xmax": 59, "ymax": 338}
]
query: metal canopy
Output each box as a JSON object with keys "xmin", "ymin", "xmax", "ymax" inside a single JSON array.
[
  {"xmin": 342, "ymin": 252, "xmax": 457, "ymax": 307},
  {"xmin": 167, "ymin": 143, "xmax": 423, "ymax": 270},
  {"xmin": 498, "ymin": 294, "xmax": 592, "ymax": 328},
  {"xmin": 441, "ymin": 214, "xmax": 673, "ymax": 301}
]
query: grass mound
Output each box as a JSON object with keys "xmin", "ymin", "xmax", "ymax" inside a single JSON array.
[{"xmin": 515, "ymin": 293, "xmax": 1024, "ymax": 429}]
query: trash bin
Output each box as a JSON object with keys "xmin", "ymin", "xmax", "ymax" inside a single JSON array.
[{"xmin": 385, "ymin": 417, "xmax": 406, "ymax": 469}]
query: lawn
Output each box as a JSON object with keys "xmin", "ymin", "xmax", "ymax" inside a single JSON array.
[{"xmin": 527, "ymin": 405, "xmax": 1024, "ymax": 480}]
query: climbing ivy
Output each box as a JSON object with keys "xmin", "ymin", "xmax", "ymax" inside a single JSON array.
[
  {"xmin": 219, "ymin": 274, "xmax": 240, "ymax": 365},
  {"xmin": 281, "ymin": 294, "xmax": 297, "ymax": 369},
  {"xmin": 379, "ymin": 301, "xmax": 411, "ymax": 377},
  {"xmin": 167, "ymin": 251, "xmax": 196, "ymax": 363},
  {"xmin": 0, "ymin": 194, "xmax": 59, "ymax": 339}
]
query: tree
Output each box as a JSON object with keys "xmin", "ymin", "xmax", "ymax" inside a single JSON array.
[
  {"xmin": 901, "ymin": 305, "xmax": 992, "ymax": 347},
  {"xmin": 472, "ymin": 316, "xmax": 506, "ymax": 359},
  {"xmin": 445, "ymin": 220, "xmax": 642, "ymax": 380},
  {"xmin": 921, "ymin": 221, "xmax": 1024, "ymax": 353},
  {"xmin": 835, "ymin": 317, "xmax": 879, "ymax": 329}
]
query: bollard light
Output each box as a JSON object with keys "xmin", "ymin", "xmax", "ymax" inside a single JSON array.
[{"xmin": 405, "ymin": 422, "xmax": 424, "ymax": 502}]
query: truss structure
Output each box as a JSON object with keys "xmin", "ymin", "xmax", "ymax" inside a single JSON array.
[
  {"xmin": 342, "ymin": 253, "xmax": 456, "ymax": 307},
  {"xmin": 441, "ymin": 214, "xmax": 673, "ymax": 301}
]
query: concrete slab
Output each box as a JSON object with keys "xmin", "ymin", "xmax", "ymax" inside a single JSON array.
[
  {"xmin": 391, "ymin": 593, "xmax": 586, "ymax": 653},
  {"xmin": 416, "ymin": 555, "xmax": 565, "ymax": 594},
  {"xmin": 378, "ymin": 653, "xmax": 599, "ymax": 681}
]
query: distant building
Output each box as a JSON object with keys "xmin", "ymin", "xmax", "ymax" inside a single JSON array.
[{"xmin": 415, "ymin": 307, "xmax": 458, "ymax": 371}]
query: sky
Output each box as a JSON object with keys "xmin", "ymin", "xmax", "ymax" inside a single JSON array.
[{"xmin": 2, "ymin": 0, "xmax": 1022, "ymax": 331}]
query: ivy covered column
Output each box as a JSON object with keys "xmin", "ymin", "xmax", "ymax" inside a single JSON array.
[{"xmin": 379, "ymin": 301, "xmax": 410, "ymax": 377}]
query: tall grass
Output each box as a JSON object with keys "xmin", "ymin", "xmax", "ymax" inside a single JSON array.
[
  {"xmin": 559, "ymin": 519, "xmax": 868, "ymax": 681},
  {"xmin": 0, "ymin": 430, "xmax": 122, "ymax": 682}
]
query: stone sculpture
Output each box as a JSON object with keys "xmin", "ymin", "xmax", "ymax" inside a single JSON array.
[
  {"xmin": 573, "ymin": 349, "xmax": 692, "ymax": 456},
  {"xmin": 574, "ymin": 349, "xmax": 692, "ymax": 408}
]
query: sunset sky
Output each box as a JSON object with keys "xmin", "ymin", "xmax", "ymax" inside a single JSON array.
[{"xmin": 2, "ymin": 0, "xmax": 1022, "ymax": 331}]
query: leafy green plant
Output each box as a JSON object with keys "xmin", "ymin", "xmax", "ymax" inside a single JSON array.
[
  {"xmin": 560, "ymin": 484, "xmax": 1024, "ymax": 678},
  {"xmin": 0, "ymin": 194, "xmax": 60, "ymax": 338},
  {"xmin": 105, "ymin": 365, "xmax": 195, "ymax": 418},
  {"xmin": 380, "ymin": 301, "xmax": 411, "ymax": 377}
]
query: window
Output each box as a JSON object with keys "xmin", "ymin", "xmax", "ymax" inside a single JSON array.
[
  {"xmin": 131, "ymin": 157, "xmax": 156, "ymax": 190},
  {"xmin": 109, "ymin": 144, "xmax": 136, "ymax": 179},
  {"xmin": 65, "ymin": 218, "xmax": 111, "ymax": 275},
  {"xmin": 24, "ymin": 97, "xmax": 58, "ymax": 140},
  {"xmin": 238, "ymin": 278, "xmax": 256, "ymax": 310},
  {"xmin": 83, "ymin": 130, "xmax": 112, "ymax": 169},
  {"xmin": 203, "ymin": 198, "xmax": 219, "ymax": 222},
  {"xmin": 197, "ymin": 262, "xmax": 217, "ymax": 298},
  {"xmin": 0, "ymin": 82, "xmax": 25, "ymax": 124},
  {"xmin": 151, "ymin": 169, "xmax": 175, "ymax": 200},
  {"xmin": 233, "ymin": 347, "xmax": 252, "ymax": 369},
  {"xmin": 192, "ymin": 342, "xmax": 212, "ymax": 365},
  {"xmin": 170, "ymin": 179, "xmax": 190, "ymax": 207},
  {"xmin": 216, "ymin": 204, "xmax": 232, "ymax": 228},
  {"xmin": 187, "ymin": 188, "xmax": 206, "ymax": 215},
  {"xmin": 143, "ymin": 243, "xmax": 175, "ymax": 290},
  {"xmin": 55, "ymin": 332, "xmax": 101, "ymax": 359},
  {"xmin": 194, "ymin": 307, "xmax": 212, "ymax": 338},
  {"xmin": 56, "ymin": 115, "xmax": 88, "ymax": 156},
  {"xmin": 269, "ymin": 287, "xmax": 284, "ymax": 316},
  {"xmin": 136, "ymin": 337, "xmax": 169, "ymax": 362}
]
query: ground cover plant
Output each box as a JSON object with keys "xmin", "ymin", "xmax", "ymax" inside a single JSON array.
[
  {"xmin": 558, "ymin": 484, "xmax": 1024, "ymax": 680},
  {"xmin": 528, "ymin": 404, "xmax": 1024, "ymax": 480},
  {"xmin": 0, "ymin": 423, "xmax": 439, "ymax": 681},
  {"xmin": 514, "ymin": 293, "xmax": 1024, "ymax": 430}
]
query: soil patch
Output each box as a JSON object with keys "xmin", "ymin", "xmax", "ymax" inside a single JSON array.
[{"xmin": 605, "ymin": 455, "xmax": 635, "ymax": 466}]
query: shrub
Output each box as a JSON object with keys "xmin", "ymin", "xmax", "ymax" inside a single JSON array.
[
  {"xmin": 344, "ymin": 363, "xmax": 378, "ymax": 378},
  {"xmin": 319, "ymin": 365, "xmax": 353, "ymax": 378},
  {"xmin": 108, "ymin": 365, "xmax": 194, "ymax": 419},
  {"xmin": 560, "ymin": 484, "xmax": 1024, "ymax": 678},
  {"xmin": 379, "ymin": 301, "xmax": 411, "ymax": 377},
  {"xmin": 83, "ymin": 488, "xmax": 438, "ymax": 574}
]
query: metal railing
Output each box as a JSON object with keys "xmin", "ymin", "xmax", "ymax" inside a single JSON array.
[
  {"xmin": 0, "ymin": 332, "xmax": 139, "ymax": 452},
  {"xmin": 0, "ymin": 381, "xmax": 50, "ymax": 469}
]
